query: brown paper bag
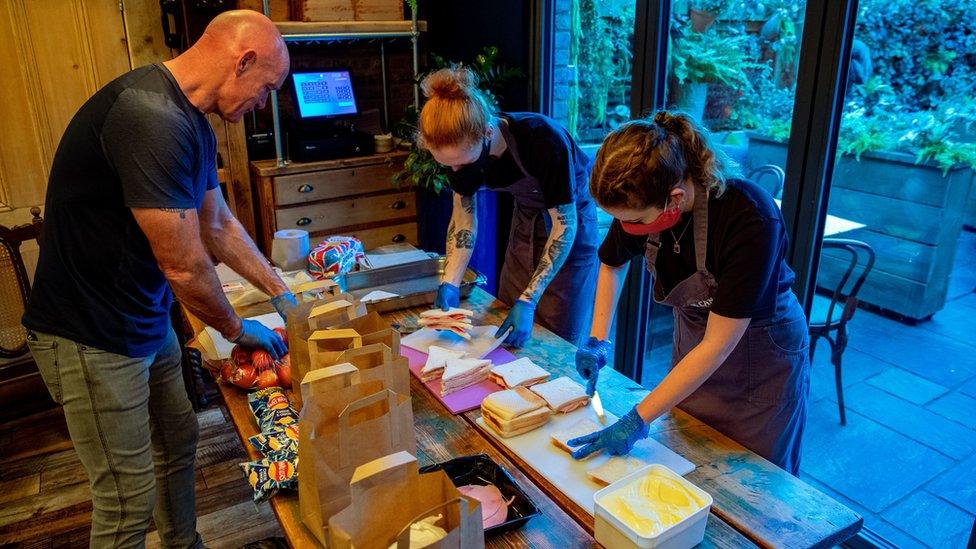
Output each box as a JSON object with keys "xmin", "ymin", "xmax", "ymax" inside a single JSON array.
[
  {"xmin": 307, "ymin": 293, "xmax": 366, "ymax": 331},
  {"xmin": 329, "ymin": 343, "xmax": 410, "ymax": 399},
  {"xmin": 294, "ymin": 278, "xmax": 341, "ymax": 301},
  {"xmin": 290, "ymin": 327, "xmax": 363, "ymax": 402},
  {"xmin": 333, "ymin": 311, "xmax": 402, "ymax": 355},
  {"xmin": 329, "ymin": 451, "xmax": 484, "ymax": 549},
  {"xmin": 298, "ymin": 377, "xmax": 416, "ymax": 548}
]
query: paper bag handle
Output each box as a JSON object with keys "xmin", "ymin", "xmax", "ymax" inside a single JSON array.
[
  {"xmin": 341, "ymin": 343, "xmax": 394, "ymax": 368},
  {"xmin": 294, "ymin": 279, "xmax": 339, "ymax": 299},
  {"xmin": 347, "ymin": 451, "xmax": 418, "ymax": 499},
  {"xmin": 393, "ymin": 498, "xmax": 468, "ymax": 549},
  {"xmin": 336, "ymin": 390, "xmax": 403, "ymax": 468}
]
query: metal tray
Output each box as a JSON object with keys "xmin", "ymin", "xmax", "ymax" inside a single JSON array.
[
  {"xmin": 333, "ymin": 256, "xmax": 486, "ymax": 314},
  {"xmin": 419, "ymin": 453, "xmax": 540, "ymax": 536}
]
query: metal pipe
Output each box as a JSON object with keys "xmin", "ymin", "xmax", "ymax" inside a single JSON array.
[
  {"xmin": 270, "ymin": 89, "xmax": 285, "ymax": 167},
  {"xmin": 380, "ymin": 42, "xmax": 389, "ymax": 131},
  {"xmin": 282, "ymin": 31, "xmax": 415, "ymax": 42}
]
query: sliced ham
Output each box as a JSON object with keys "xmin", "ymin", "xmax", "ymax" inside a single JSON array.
[
  {"xmin": 440, "ymin": 358, "xmax": 492, "ymax": 395},
  {"xmin": 458, "ymin": 484, "xmax": 511, "ymax": 528}
]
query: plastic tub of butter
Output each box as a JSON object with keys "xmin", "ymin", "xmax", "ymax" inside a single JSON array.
[{"xmin": 593, "ymin": 464, "xmax": 712, "ymax": 549}]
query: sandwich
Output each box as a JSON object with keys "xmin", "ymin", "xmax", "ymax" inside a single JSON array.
[
  {"xmin": 587, "ymin": 456, "xmax": 650, "ymax": 486},
  {"xmin": 488, "ymin": 357, "xmax": 551, "ymax": 388},
  {"xmin": 550, "ymin": 418, "xmax": 603, "ymax": 454},
  {"xmin": 481, "ymin": 387, "xmax": 551, "ymax": 438},
  {"xmin": 440, "ymin": 358, "xmax": 492, "ymax": 395},
  {"xmin": 529, "ymin": 376, "xmax": 590, "ymax": 413},
  {"xmin": 420, "ymin": 345, "xmax": 466, "ymax": 382},
  {"xmin": 419, "ymin": 308, "xmax": 475, "ymax": 339}
]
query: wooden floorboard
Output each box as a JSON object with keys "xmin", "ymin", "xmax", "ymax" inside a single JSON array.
[{"xmin": 0, "ymin": 405, "xmax": 278, "ymax": 548}]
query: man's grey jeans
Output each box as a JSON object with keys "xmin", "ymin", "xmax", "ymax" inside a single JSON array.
[{"xmin": 27, "ymin": 327, "xmax": 203, "ymax": 549}]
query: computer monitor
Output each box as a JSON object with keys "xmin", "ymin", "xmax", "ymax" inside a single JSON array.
[{"xmin": 290, "ymin": 70, "xmax": 359, "ymax": 119}]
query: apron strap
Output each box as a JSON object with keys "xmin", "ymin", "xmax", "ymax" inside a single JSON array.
[
  {"xmin": 692, "ymin": 182, "xmax": 710, "ymax": 273},
  {"xmin": 498, "ymin": 118, "xmax": 533, "ymax": 181}
]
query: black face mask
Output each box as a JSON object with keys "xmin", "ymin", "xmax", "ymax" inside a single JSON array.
[{"xmin": 446, "ymin": 138, "xmax": 491, "ymax": 195}]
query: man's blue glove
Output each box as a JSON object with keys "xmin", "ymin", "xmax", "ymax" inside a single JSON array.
[
  {"xmin": 576, "ymin": 337, "xmax": 612, "ymax": 396},
  {"xmin": 434, "ymin": 283, "xmax": 460, "ymax": 311},
  {"xmin": 567, "ymin": 406, "xmax": 649, "ymax": 460},
  {"xmin": 232, "ymin": 319, "xmax": 287, "ymax": 360},
  {"xmin": 495, "ymin": 299, "xmax": 535, "ymax": 348},
  {"xmin": 270, "ymin": 292, "xmax": 298, "ymax": 322}
]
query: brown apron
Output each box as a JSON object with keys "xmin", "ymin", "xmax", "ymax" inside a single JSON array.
[
  {"xmin": 494, "ymin": 119, "xmax": 599, "ymax": 345},
  {"xmin": 644, "ymin": 185, "xmax": 810, "ymax": 474}
]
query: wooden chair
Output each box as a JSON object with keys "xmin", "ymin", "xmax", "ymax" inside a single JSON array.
[
  {"xmin": 809, "ymin": 238, "xmax": 876, "ymax": 426},
  {"xmin": 748, "ymin": 164, "xmax": 785, "ymax": 199},
  {"xmin": 0, "ymin": 207, "xmax": 56, "ymax": 422}
]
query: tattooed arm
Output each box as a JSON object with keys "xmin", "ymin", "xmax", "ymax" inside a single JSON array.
[
  {"xmin": 520, "ymin": 203, "xmax": 577, "ymax": 304},
  {"xmin": 442, "ymin": 192, "xmax": 478, "ymax": 286}
]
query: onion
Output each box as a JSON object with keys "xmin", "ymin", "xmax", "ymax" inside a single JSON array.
[
  {"xmin": 255, "ymin": 366, "xmax": 279, "ymax": 389},
  {"xmin": 252, "ymin": 350, "xmax": 275, "ymax": 371},
  {"xmin": 275, "ymin": 354, "xmax": 292, "ymax": 387},
  {"xmin": 273, "ymin": 327, "xmax": 289, "ymax": 347},
  {"xmin": 234, "ymin": 362, "xmax": 258, "ymax": 389},
  {"xmin": 231, "ymin": 345, "xmax": 251, "ymax": 367}
]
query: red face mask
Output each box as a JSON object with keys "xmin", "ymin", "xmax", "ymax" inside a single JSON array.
[{"xmin": 620, "ymin": 199, "xmax": 682, "ymax": 235}]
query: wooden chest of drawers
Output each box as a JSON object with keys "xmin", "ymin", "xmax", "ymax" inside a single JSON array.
[{"xmin": 251, "ymin": 152, "xmax": 418, "ymax": 254}]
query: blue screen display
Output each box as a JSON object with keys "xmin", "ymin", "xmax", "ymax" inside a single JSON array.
[{"xmin": 292, "ymin": 71, "xmax": 358, "ymax": 118}]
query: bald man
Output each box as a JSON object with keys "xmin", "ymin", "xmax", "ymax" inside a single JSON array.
[{"xmin": 23, "ymin": 11, "xmax": 293, "ymax": 548}]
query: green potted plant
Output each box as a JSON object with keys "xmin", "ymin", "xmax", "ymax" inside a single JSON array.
[{"xmin": 669, "ymin": 19, "xmax": 762, "ymax": 120}]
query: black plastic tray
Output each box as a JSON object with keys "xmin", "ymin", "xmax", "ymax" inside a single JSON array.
[{"xmin": 418, "ymin": 453, "xmax": 540, "ymax": 536}]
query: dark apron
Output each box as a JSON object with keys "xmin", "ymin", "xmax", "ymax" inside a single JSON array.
[
  {"xmin": 494, "ymin": 120, "xmax": 599, "ymax": 345},
  {"xmin": 644, "ymin": 186, "xmax": 810, "ymax": 474}
]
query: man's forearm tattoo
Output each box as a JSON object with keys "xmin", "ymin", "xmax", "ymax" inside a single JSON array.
[
  {"xmin": 158, "ymin": 207, "xmax": 188, "ymax": 219},
  {"xmin": 461, "ymin": 195, "xmax": 475, "ymax": 215}
]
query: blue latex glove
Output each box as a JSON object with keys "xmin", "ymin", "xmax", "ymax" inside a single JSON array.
[
  {"xmin": 434, "ymin": 282, "xmax": 461, "ymax": 311},
  {"xmin": 232, "ymin": 319, "xmax": 287, "ymax": 360},
  {"xmin": 567, "ymin": 406, "xmax": 649, "ymax": 460},
  {"xmin": 270, "ymin": 292, "xmax": 298, "ymax": 322},
  {"xmin": 576, "ymin": 337, "xmax": 612, "ymax": 396},
  {"xmin": 495, "ymin": 299, "xmax": 536, "ymax": 348}
]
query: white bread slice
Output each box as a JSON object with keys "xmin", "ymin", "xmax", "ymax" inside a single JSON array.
[
  {"xmin": 551, "ymin": 418, "xmax": 603, "ymax": 453},
  {"xmin": 481, "ymin": 387, "xmax": 546, "ymax": 421},
  {"xmin": 529, "ymin": 376, "xmax": 589, "ymax": 413},
  {"xmin": 421, "ymin": 345, "xmax": 466, "ymax": 381},
  {"xmin": 440, "ymin": 358, "xmax": 492, "ymax": 395},
  {"xmin": 489, "ymin": 358, "xmax": 551, "ymax": 388},
  {"xmin": 420, "ymin": 307, "xmax": 475, "ymax": 318},
  {"xmin": 586, "ymin": 456, "xmax": 649, "ymax": 486},
  {"xmin": 483, "ymin": 406, "xmax": 551, "ymax": 438}
]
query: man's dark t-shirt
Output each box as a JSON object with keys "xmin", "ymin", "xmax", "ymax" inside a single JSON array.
[
  {"xmin": 598, "ymin": 179, "xmax": 795, "ymax": 319},
  {"xmin": 23, "ymin": 63, "xmax": 218, "ymax": 357}
]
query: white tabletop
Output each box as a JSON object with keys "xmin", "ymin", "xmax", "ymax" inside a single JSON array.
[{"xmin": 774, "ymin": 199, "xmax": 866, "ymax": 237}]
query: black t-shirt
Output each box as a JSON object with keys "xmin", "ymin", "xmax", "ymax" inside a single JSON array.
[
  {"xmin": 598, "ymin": 179, "xmax": 794, "ymax": 319},
  {"xmin": 450, "ymin": 112, "xmax": 588, "ymax": 208},
  {"xmin": 23, "ymin": 63, "xmax": 218, "ymax": 357}
]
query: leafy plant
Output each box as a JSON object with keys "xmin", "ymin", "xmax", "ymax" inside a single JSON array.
[
  {"xmin": 670, "ymin": 20, "xmax": 763, "ymax": 89},
  {"xmin": 392, "ymin": 46, "xmax": 523, "ymax": 192}
]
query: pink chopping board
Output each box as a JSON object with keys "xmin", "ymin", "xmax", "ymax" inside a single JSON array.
[{"xmin": 403, "ymin": 346, "xmax": 517, "ymax": 414}]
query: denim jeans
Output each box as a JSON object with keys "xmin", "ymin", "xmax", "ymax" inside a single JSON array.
[{"xmin": 27, "ymin": 328, "xmax": 203, "ymax": 549}]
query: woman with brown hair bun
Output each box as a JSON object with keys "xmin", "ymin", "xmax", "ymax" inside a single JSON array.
[
  {"xmin": 419, "ymin": 66, "xmax": 599, "ymax": 347},
  {"xmin": 567, "ymin": 111, "xmax": 810, "ymax": 475}
]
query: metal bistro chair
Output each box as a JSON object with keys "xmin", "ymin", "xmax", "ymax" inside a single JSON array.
[
  {"xmin": 809, "ymin": 238, "xmax": 876, "ymax": 425},
  {"xmin": 748, "ymin": 164, "xmax": 785, "ymax": 200},
  {"xmin": 0, "ymin": 207, "xmax": 57, "ymax": 422}
]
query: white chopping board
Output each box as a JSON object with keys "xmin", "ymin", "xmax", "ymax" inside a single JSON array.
[
  {"xmin": 401, "ymin": 325, "xmax": 506, "ymax": 359},
  {"xmin": 475, "ymin": 406, "xmax": 695, "ymax": 515}
]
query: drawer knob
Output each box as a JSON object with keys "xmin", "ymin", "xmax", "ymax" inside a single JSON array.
[
  {"xmin": 392, "ymin": 234, "xmax": 406, "ymax": 243},
  {"xmin": 298, "ymin": 184, "xmax": 314, "ymax": 193},
  {"xmin": 391, "ymin": 200, "xmax": 407, "ymax": 210},
  {"xmin": 296, "ymin": 217, "xmax": 312, "ymax": 226}
]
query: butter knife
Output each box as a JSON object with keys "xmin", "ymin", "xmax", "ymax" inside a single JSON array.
[{"xmin": 591, "ymin": 390, "xmax": 607, "ymax": 425}]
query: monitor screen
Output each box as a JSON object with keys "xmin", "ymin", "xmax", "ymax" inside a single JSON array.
[{"xmin": 291, "ymin": 70, "xmax": 358, "ymax": 118}]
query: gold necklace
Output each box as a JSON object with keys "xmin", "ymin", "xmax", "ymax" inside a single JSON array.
[{"xmin": 669, "ymin": 214, "xmax": 693, "ymax": 254}]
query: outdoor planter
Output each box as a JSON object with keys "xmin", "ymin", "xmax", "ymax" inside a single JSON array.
[{"xmin": 747, "ymin": 133, "xmax": 975, "ymax": 322}]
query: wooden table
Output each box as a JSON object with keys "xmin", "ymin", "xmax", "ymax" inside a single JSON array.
[{"xmin": 193, "ymin": 288, "xmax": 862, "ymax": 548}]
